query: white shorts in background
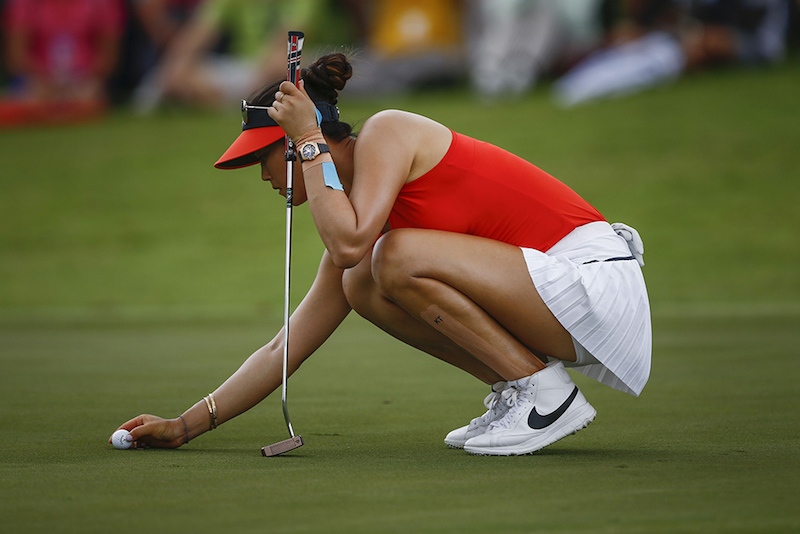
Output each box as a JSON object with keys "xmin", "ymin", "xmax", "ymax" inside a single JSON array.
[{"xmin": 522, "ymin": 221, "xmax": 652, "ymax": 396}]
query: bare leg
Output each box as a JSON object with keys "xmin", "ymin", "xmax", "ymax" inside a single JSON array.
[
  {"xmin": 371, "ymin": 229, "xmax": 576, "ymax": 381},
  {"xmin": 343, "ymin": 251, "xmax": 503, "ymax": 385}
]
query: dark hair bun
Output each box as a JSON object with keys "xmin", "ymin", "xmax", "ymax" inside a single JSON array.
[{"xmin": 302, "ymin": 53, "xmax": 352, "ymax": 104}]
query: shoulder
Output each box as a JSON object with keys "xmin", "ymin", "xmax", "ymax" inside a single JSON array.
[
  {"xmin": 360, "ymin": 109, "xmax": 445, "ymax": 136},
  {"xmin": 356, "ymin": 110, "xmax": 453, "ymax": 181},
  {"xmin": 358, "ymin": 109, "xmax": 451, "ymax": 153}
]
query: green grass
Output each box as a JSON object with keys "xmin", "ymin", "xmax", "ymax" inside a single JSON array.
[{"xmin": 1, "ymin": 63, "xmax": 799, "ymax": 533}]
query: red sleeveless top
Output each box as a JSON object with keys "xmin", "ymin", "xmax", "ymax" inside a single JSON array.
[{"xmin": 388, "ymin": 131, "xmax": 605, "ymax": 252}]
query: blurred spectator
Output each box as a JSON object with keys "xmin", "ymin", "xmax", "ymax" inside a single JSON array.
[
  {"xmin": 465, "ymin": 0, "xmax": 605, "ymax": 97},
  {"xmin": 132, "ymin": 0, "xmax": 330, "ymax": 113},
  {"xmin": 133, "ymin": 0, "xmax": 203, "ymax": 54},
  {"xmin": 553, "ymin": 0, "xmax": 792, "ymax": 106},
  {"xmin": 0, "ymin": 0, "xmax": 125, "ymax": 126},
  {"xmin": 344, "ymin": 0, "xmax": 466, "ymax": 95},
  {"xmin": 120, "ymin": 0, "xmax": 203, "ymax": 92}
]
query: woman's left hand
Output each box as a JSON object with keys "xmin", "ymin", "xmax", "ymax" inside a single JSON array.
[{"xmin": 268, "ymin": 80, "xmax": 320, "ymax": 142}]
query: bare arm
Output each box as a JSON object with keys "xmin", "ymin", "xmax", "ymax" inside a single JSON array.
[
  {"xmin": 116, "ymin": 251, "xmax": 352, "ymax": 447},
  {"xmin": 206, "ymin": 251, "xmax": 352, "ymax": 429},
  {"xmin": 302, "ymin": 111, "xmax": 414, "ymax": 268},
  {"xmin": 270, "ymin": 81, "xmax": 450, "ymax": 268}
]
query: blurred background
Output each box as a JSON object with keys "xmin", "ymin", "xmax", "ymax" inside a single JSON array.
[
  {"xmin": 2, "ymin": 0, "xmax": 799, "ymax": 313},
  {"xmin": 1, "ymin": 0, "xmax": 798, "ymax": 324},
  {"xmin": 1, "ymin": 0, "xmax": 798, "ymax": 122}
]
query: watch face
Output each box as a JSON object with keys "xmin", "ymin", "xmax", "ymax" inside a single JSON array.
[{"xmin": 301, "ymin": 144, "xmax": 316, "ymax": 160}]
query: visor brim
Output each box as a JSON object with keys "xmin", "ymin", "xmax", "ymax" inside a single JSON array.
[{"xmin": 214, "ymin": 126, "xmax": 286, "ymax": 169}]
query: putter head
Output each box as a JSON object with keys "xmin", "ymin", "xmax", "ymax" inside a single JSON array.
[{"xmin": 261, "ymin": 435, "xmax": 304, "ymax": 457}]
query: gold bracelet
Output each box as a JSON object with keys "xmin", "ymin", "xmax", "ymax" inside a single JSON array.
[
  {"xmin": 203, "ymin": 394, "xmax": 218, "ymax": 430},
  {"xmin": 208, "ymin": 393, "xmax": 217, "ymax": 429}
]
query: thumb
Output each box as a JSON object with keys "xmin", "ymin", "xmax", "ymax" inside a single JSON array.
[
  {"xmin": 282, "ymin": 79, "xmax": 311, "ymax": 99},
  {"xmin": 280, "ymin": 79, "xmax": 302, "ymax": 96},
  {"xmin": 297, "ymin": 78, "xmax": 310, "ymax": 97},
  {"xmin": 127, "ymin": 420, "xmax": 162, "ymax": 442}
]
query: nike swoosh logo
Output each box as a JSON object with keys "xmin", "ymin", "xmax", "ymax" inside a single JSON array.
[{"xmin": 527, "ymin": 386, "xmax": 579, "ymax": 430}]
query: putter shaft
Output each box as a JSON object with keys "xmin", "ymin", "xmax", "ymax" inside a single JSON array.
[{"xmin": 263, "ymin": 31, "xmax": 305, "ymax": 458}]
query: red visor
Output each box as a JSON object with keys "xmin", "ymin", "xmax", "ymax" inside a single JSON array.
[{"xmin": 214, "ymin": 125, "xmax": 285, "ymax": 169}]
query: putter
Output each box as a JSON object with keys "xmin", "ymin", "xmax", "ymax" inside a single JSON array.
[{"xmin": 262, "ymin": 30, "xmax": 305, "ymax": 457}]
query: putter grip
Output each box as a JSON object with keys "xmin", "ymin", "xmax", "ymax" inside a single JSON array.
[{"xmin": 287, "ymin": 31, "xmax": 304, "ymax": 85}]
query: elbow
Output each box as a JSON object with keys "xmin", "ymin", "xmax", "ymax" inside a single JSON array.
[{"xmin": 327, "ymin": 244, "xmax": 367, "ymax": 270}]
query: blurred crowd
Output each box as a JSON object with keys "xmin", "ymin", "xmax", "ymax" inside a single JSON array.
[{"xmin": 1, "ymin": 0, "xmax": 798, "ymax": 126}]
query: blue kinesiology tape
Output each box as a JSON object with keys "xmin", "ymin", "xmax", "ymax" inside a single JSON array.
[{"xmin": 321, "ymin": 161, "xmax": 344, "ymax": 191}]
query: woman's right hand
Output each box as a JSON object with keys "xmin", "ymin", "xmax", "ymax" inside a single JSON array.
[
  {"xmin": 269, "ymin": 80, "xmax": 319, "ymax": 142},
  {"xmin": 110, "ymin": 414, "xmax": 186, "ymax": 449}
]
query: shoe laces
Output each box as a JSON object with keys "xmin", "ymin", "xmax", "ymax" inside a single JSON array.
[
  {"xmin": 477, "ymin": 390, "xmax": 504, "ymax": 423},
  {"xmin": 489, "ymin": 381, "xmax": 534, "ymax": 430},
  {"xmin": 500, "ymin": 386, "xmax": 518, "ymax": 407}
]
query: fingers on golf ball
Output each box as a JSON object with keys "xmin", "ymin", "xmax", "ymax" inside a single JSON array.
[{"xmin": 111, "ymin": 429, "xmax": 133, "ymax": 449}]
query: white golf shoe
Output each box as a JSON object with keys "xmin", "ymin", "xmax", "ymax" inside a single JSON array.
[
  {"xmin": 464, "ymin": 361, "xmax": 596, "ymax": 456},
  {"xmin": 444, "ymin": 381, "xmax": 509, "ymax": 448}
]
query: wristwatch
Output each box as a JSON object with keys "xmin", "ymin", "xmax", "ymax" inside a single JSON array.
[{"xmin": 298, "ymin": 142, "xmax": 330, "ymax": 162}]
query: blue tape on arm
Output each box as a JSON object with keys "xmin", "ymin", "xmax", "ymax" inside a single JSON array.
[
  {"xmin": 314, "ymin": 107, "xmax": 322, "ymax": 126},
  {"xmin": 321, "ymin": 161, "xmax": 344, "ymax": 191}
]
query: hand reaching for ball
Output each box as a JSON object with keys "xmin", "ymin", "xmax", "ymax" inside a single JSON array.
[{"xmin": 108, "ymin": 414, "xmax": 186, "ymax": 449}]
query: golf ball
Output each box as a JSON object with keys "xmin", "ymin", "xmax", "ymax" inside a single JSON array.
[{"xmin": 111, "ymin": 429, "xmax": 133, "ymax": 450}]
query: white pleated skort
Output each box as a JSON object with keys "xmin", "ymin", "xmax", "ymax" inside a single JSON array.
[{"xmin": 522, "ymin": 221, "xmax": 652, "ymax": 396}]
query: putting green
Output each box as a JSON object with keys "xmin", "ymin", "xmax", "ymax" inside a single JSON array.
[{"xmin": 1, "ymin": 61, "xmax": 798, "ymax": 532}]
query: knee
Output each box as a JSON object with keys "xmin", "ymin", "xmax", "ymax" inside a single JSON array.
[
  {"xmin": 341, "ymin": 259, "xmax": 375, "ymax": 314},
  {"xmin": 372, "ymin": 229, "xmax": 419, "ymax": 298}
]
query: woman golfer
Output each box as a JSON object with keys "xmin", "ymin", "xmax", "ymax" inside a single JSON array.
[{"xmin": 112, "ymin": 53, "xmax": 651, "ymax": 455}]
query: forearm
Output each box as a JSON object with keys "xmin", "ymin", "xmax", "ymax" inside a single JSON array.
[
  {"xmin": 124, "ymin": 341, "xmax": 290, "ymax": 447},
  {"xmin": 303, "ymin": 156, "xmax": 367, "ymax": 268},
  {"xmin": 180, "ymin": 252, "xmax": 352, "ymax": 441},
  {"xmin": 179, "ymin": 341, "xmax": 283, "ymax": 441},
  {"xmin": 297, "ymin": 128, "xmax": 381, "ymax": 268}
]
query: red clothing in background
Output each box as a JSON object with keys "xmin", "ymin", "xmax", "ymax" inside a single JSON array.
[{"xmin": 3, "ymin": 0, "xmax": 125, "ymax": 82}]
